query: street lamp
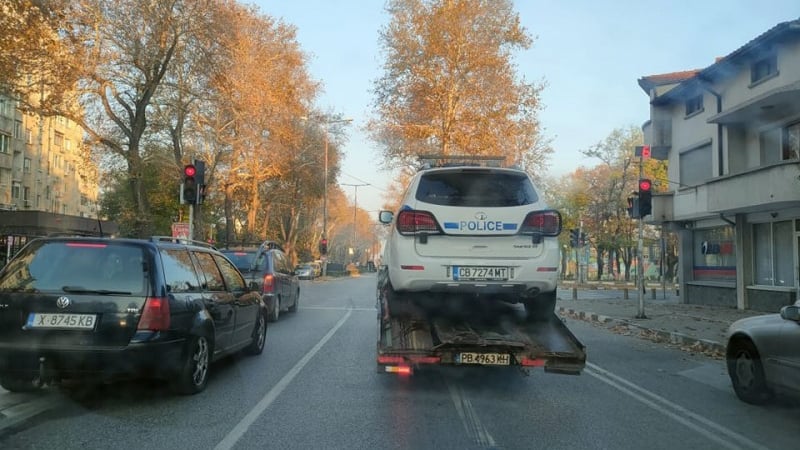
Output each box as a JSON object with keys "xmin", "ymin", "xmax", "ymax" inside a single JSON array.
[
  {"xmin": 302, "ymin": 115, "xmax": 353, "ymax": 275},
  {"xmin": 342, "ymin": 183, "xmax": 368, "ymax": 263}
]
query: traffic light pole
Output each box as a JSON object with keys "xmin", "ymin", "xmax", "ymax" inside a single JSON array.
[
  {"xmin": 636, "ymin": 157, "xmax": 647, "ymax": 319},
  {"xmin": 188, "ymin": 204, "xmax": 194, "ymax": 241}
]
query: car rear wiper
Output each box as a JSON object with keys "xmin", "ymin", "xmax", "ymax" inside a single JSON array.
[{"xmin": 61, "ymin": 286, "xmax": 132, "ymax": 295}]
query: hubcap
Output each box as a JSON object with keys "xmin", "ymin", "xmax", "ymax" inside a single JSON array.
[
  {"xmin": 256, "ymin": 316, "xmax": 266, "ymax": 350},
  {"xmin": 192, "ymin": 337, "xmax": 209, "ymax": 386},
  {"xmin": 735, "ymin": 351, "xmax": 755, "ymax": 389}
]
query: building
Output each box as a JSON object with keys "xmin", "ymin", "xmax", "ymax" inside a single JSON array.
[
  {"xmin": 638, "ymin": 18, "xmax": 800, "ymax": 312},
  {"xmin": 0, "ymin": 92, "xmax": 111, "ymax": 264}
]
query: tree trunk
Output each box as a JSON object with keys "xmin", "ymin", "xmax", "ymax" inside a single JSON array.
[{"xmin": 596, "ymin": 247, "xmax": 605, "ymax": 280}]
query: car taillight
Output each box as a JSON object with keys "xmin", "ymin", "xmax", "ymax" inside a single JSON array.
[
  {"xmin": 262, "ymin": 274, "xmax": 275, "ymax": 294},
  {"xmin": 137, "ymin": 296, "xmax": 170, "ymax": 331},
  {"xmin": 521, "ymin": 210, "xmax": 562, "ymax": 236},
  {"xmin": 396, "ymin": 210, "xmax": 441, "ymax": 235}
]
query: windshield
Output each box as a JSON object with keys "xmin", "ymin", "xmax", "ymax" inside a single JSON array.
[
  {"xmin": 1, "ymin": 1, "xmax": 798, "ymax": 449},
  {"xmin": 220, "ymin": 250, "xmax": 257, "ymax": 272},
  {"xmin": 0, "ymin": 241, "xmax": 147, "ymax": 295}
]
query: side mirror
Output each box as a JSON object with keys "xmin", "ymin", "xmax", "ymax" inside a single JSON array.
[
  {"xmin": 780, "ymin": 305, "xmax": 800, "ymax": 322},
  {"xmin": 379, "ymin": 210, "xmax": 394, "ymax": 224}
]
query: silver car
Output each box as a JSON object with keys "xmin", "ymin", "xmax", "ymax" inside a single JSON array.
[
  {"xmin": 726, "ymin": 303, "xmax": 800, "ymax": 404},
  {"xmin": 295, "ymin": 264, "xmax": 315, "ymax": 280}
]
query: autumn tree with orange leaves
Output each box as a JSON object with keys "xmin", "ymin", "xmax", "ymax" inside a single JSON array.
[{"xmin": 369, "ymin": 0, "xmax": 551, "ymax": 172}]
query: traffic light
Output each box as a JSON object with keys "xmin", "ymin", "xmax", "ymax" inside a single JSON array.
[
  {"xmin": 181, "ymin": 164, "xmax": 197, "ymax": 205},
  {"xmin": 641, "ymin": 145, "xmax": 651, "ymax": 159},
  {"xmin": 638, "ymin": 179, "xmax": 652, "ymax": 217},
  {"xmin": 319, "ymin": 238, "xmax": 328, "ymax": 255},
  {"xmin": 580, "ymin": 232, "xmax": 587, "ymax": 247},
  {"xmin": 569, "ymin": 228, "xmax": 579, "ymax": 247}
]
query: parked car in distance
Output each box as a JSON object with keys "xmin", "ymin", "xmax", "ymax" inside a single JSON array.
[
  {"xmin": 310, "ymin": 262, "xmax": 322, "ymax": 278},
  {"xmin": 0, "ymin": 236, "xmax": 268, "ymax": 395},
  {"xmin": 295, "ymin": 264, "xmax": 315, "ymax": 280},
  {"xmin": 220, "ymin": 241, "xmax": 299, "ymax": 323},
  {"xmin": 726, "ymin": 303, "xmax": 800, "ymax": 404}
]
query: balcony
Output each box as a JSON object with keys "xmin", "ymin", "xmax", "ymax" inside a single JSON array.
[{"xmin": 706, "ymin": 161, "xmax": 800, "ymax": 214}]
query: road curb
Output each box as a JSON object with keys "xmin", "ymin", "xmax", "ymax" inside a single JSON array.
[{"xmin": 558, "ymin": 306, "xmax": 726, "ymax": 354}]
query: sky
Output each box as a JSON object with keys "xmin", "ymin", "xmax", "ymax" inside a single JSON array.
[{"xmin": 253, "ymin": 0, "xmax": 800, "ymax": 214}]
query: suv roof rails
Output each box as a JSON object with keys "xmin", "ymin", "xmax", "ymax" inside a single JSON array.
[
  {"xmin": 150, "ymin": 236, "xmax": 217, "ymax": 250},
  {"xmin": 417, "ymin": 154, "xmax": 507, "ymax": 171}
]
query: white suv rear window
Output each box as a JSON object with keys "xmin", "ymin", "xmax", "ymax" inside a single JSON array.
[{"xmin": 415, "ymin": 170, "xmax": 538, "ymax": 207}]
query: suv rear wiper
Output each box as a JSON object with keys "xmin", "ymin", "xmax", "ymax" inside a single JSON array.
[{"xmin": 61, "ymin": 286, "xmax": 132, "ymax": 295}]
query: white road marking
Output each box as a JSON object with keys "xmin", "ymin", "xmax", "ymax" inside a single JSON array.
[
  {"xmin": 447, "ymin": 382, "xmax": 497, "ymax": 449},
  {"xmin": 586, "ymin": 362, "xmax": 770, "ymax": 450},
  {"xmin": 300, "ymin": 306, "xmax": 375, "ymax": 311},
  {"xmin": 214, "ymin": 309, "xmax": 354, "ymax": 450}
]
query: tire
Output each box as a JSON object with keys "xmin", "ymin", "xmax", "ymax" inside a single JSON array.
[
  {"xmin": 0, "ymin": 376, "xmax": 41, "ymax": 393},
  {"xmin": 727, "ymin": 338, "xmax": 772, "ymax": 405},
  {"xmin": 523, "ymin": 290, "xmax": 557, "ymax": 322},
  {"xmin": 269, "ymin": 297, "xmax": 280, "ymax": 322},
  {"xmin": 173, "ymin": 335, "xmax": 211, "ymax": 395},
  {"xmin": 288, "ymin": 289, "xmax": 299, "ymax": 313},
  {"xmin": 244, "ymin": 312, "xmax": 267, "ymax": 356}
]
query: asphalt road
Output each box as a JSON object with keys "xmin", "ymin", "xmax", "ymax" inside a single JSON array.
[{"xmin": 1, "ymin": 274, "xmax": 798, "ymax": 450}]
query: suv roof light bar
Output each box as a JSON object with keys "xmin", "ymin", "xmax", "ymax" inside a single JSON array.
[
  {"xmin": 150, "ymin": 236, "xmax": 217, "ymax": 250},
  {"xmin": 417, "ymin": 154, "xmax": 507, "ymax": 170}
]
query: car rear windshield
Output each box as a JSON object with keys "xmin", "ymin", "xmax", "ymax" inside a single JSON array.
[
  {"xmin": 0, "ymin": 240, "xmax": 148, "ymax": 295},
  {"xmin": 416, "ymin": 170, "xmax": 538, "ymax": 207},
  {"xmin": 221, "ymin": 250, "xmax": 257, "ymax": 272}
]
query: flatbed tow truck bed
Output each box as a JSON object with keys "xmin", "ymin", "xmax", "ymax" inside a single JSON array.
[{"xmin": 377, "ymin": 297, "xmax": 586, "ymax": 375}]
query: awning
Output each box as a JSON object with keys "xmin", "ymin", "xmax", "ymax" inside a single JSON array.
[{"xmin": 707, "ymin": 80, "xmax": 800, "ymax": 125}]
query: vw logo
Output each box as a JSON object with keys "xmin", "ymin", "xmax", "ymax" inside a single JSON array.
[
  {"xmin": 475, "ymin": 212, "xmax": 487, "ymax": 220},
  {"xmin": 56, "ymin": 296, "xmax": 71, "ymax": 309}
]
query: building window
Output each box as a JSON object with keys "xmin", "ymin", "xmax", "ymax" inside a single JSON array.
[
  {"xmin": 65, "ymin": 139, "xmax": 71, "ymax": 151},
  {"xmin": 23, "ymin": 158, "xmax": 31, "ymax": 173},
  {"xmin": 753, "ymin": 220, "xmax": 793, "ymax": 286},
  {"xmin": 23, "ymin": 187, "xmax": 29, "ymax": 202},
  {"xmin": 685, "ymin": 94, "xmax": 704, "ymax": 117},
  {"xmin": 679, "ymin": 143, "xmax": 712, "ymax": 186},
  {"xmin": 13, "ymin": 121, "xmax": 22, "ymax": 139},
  {"xmin": 783, "ymin": 121, "xmax": 800, "ymax": 161},
  {"xmin": 0, "ymin": 98, "xmax": 13, "ymax": 117},
  {"xmin": 53, "ymin": 132, "xmax": 63, "ymax": 148},
  {"xmin": 692, "ymin": 227, "xmax": 736, "ymax": 281},
  {"xmin": 0, "ymin": 133, "xmax": 10, "ymax": 153},
  {"xmin": 751, "ymin": 53, "xmax": 777, "ymax": 84},
  {"xmin": 11, "ymin": 182, "xmax": 20, "ymax": 199},
  {"xmin": 25, "ymin": 128, "xmax": 33, "ymax": 145}
]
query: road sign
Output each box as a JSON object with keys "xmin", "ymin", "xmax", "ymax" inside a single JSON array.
[{"xmin": 172, "ymin": 222, "xmax": 190, "ymax": 239}]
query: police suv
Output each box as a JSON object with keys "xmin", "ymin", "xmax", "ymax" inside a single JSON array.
[{"xmin": 378, "ymin": 157, "xmax": 563, "ymax": 321}]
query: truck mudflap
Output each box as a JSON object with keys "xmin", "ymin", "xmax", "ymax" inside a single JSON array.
[{"xmin": 377, "ymin": 311, "xmax": 586, "ymax": 375}]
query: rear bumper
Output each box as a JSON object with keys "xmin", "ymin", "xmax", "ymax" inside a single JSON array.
[{"xmin": 0, "ymin": 339, "xmax": 185, "ymax": 380}]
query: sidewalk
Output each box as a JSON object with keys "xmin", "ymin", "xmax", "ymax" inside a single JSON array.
[{"xmin": 556, "ymin": 287, "xmax": 766, "ymax": 356}]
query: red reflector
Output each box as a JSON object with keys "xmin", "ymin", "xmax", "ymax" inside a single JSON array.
[
  {"xmin": 137, "ymin": 297, "xmax": 171, "ymax": 331},
  {"xmin": 396, "ymin": 366, "xmax": 412, "ymax": 375},
  {"xmin": 400, "ymin": 265, "xmax": 425, "ymax": 271},
  {"xmin": 378, "ymin": 355, "xmax": 405, "ymax": 364},
  {"xmin": 536, "ymin": 267, "xmax": 558, "ymax": 272},
  {"xmin": 66, "ymin": 243, "xmax": 107, "ymax": 248},
  {"xmin": 521, "ymin": 357, "xmax": 546, "ymax": 367}
]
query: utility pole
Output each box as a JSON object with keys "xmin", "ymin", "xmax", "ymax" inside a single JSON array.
[
  {"xmin": 636, "ymin": 156, "xmax": 647, "ymax": 319},
  {"xmin": 342, "ymin": 183, "xmax": 368, "ymax": 263}
]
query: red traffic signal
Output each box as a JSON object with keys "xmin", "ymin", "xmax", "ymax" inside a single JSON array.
[
  {"xmin": 319, "ymin": 238, "xmax": 328, "ymax": 255},
  {"xmin": 639, "ymin": 179, "xmax": 652, "ymax": 192},
  {"xmin": 641, "ymin": 145, "xmax": 651, "ymax": 159},
  {"xmin": 184, "ymin": 164, "xmax": 197, "ymax": 177}
]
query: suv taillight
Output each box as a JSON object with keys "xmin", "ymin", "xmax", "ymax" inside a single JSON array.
[
  {"xmin": 520, "ymin": 210, "xmax": 562, "ymax": 236},
  {"xmin": 397, "ymin": 210, "xmax": 441, "ymax": 235},
  {"xmin": 262, "ymin": 274, "xmax": 275, "ymax": 293},
  {"xmin": 137, "ymin": 297, "xmax": 171, "ymax": 331}
]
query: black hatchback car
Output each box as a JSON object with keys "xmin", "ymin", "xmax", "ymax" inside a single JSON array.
[
  {"xmin": 220, "ymin": 241, "xmax": 300, "ymax": 323},
  {"xmin": 0, "ymin": 236, "xmax": 268, "ymax": 395}
]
